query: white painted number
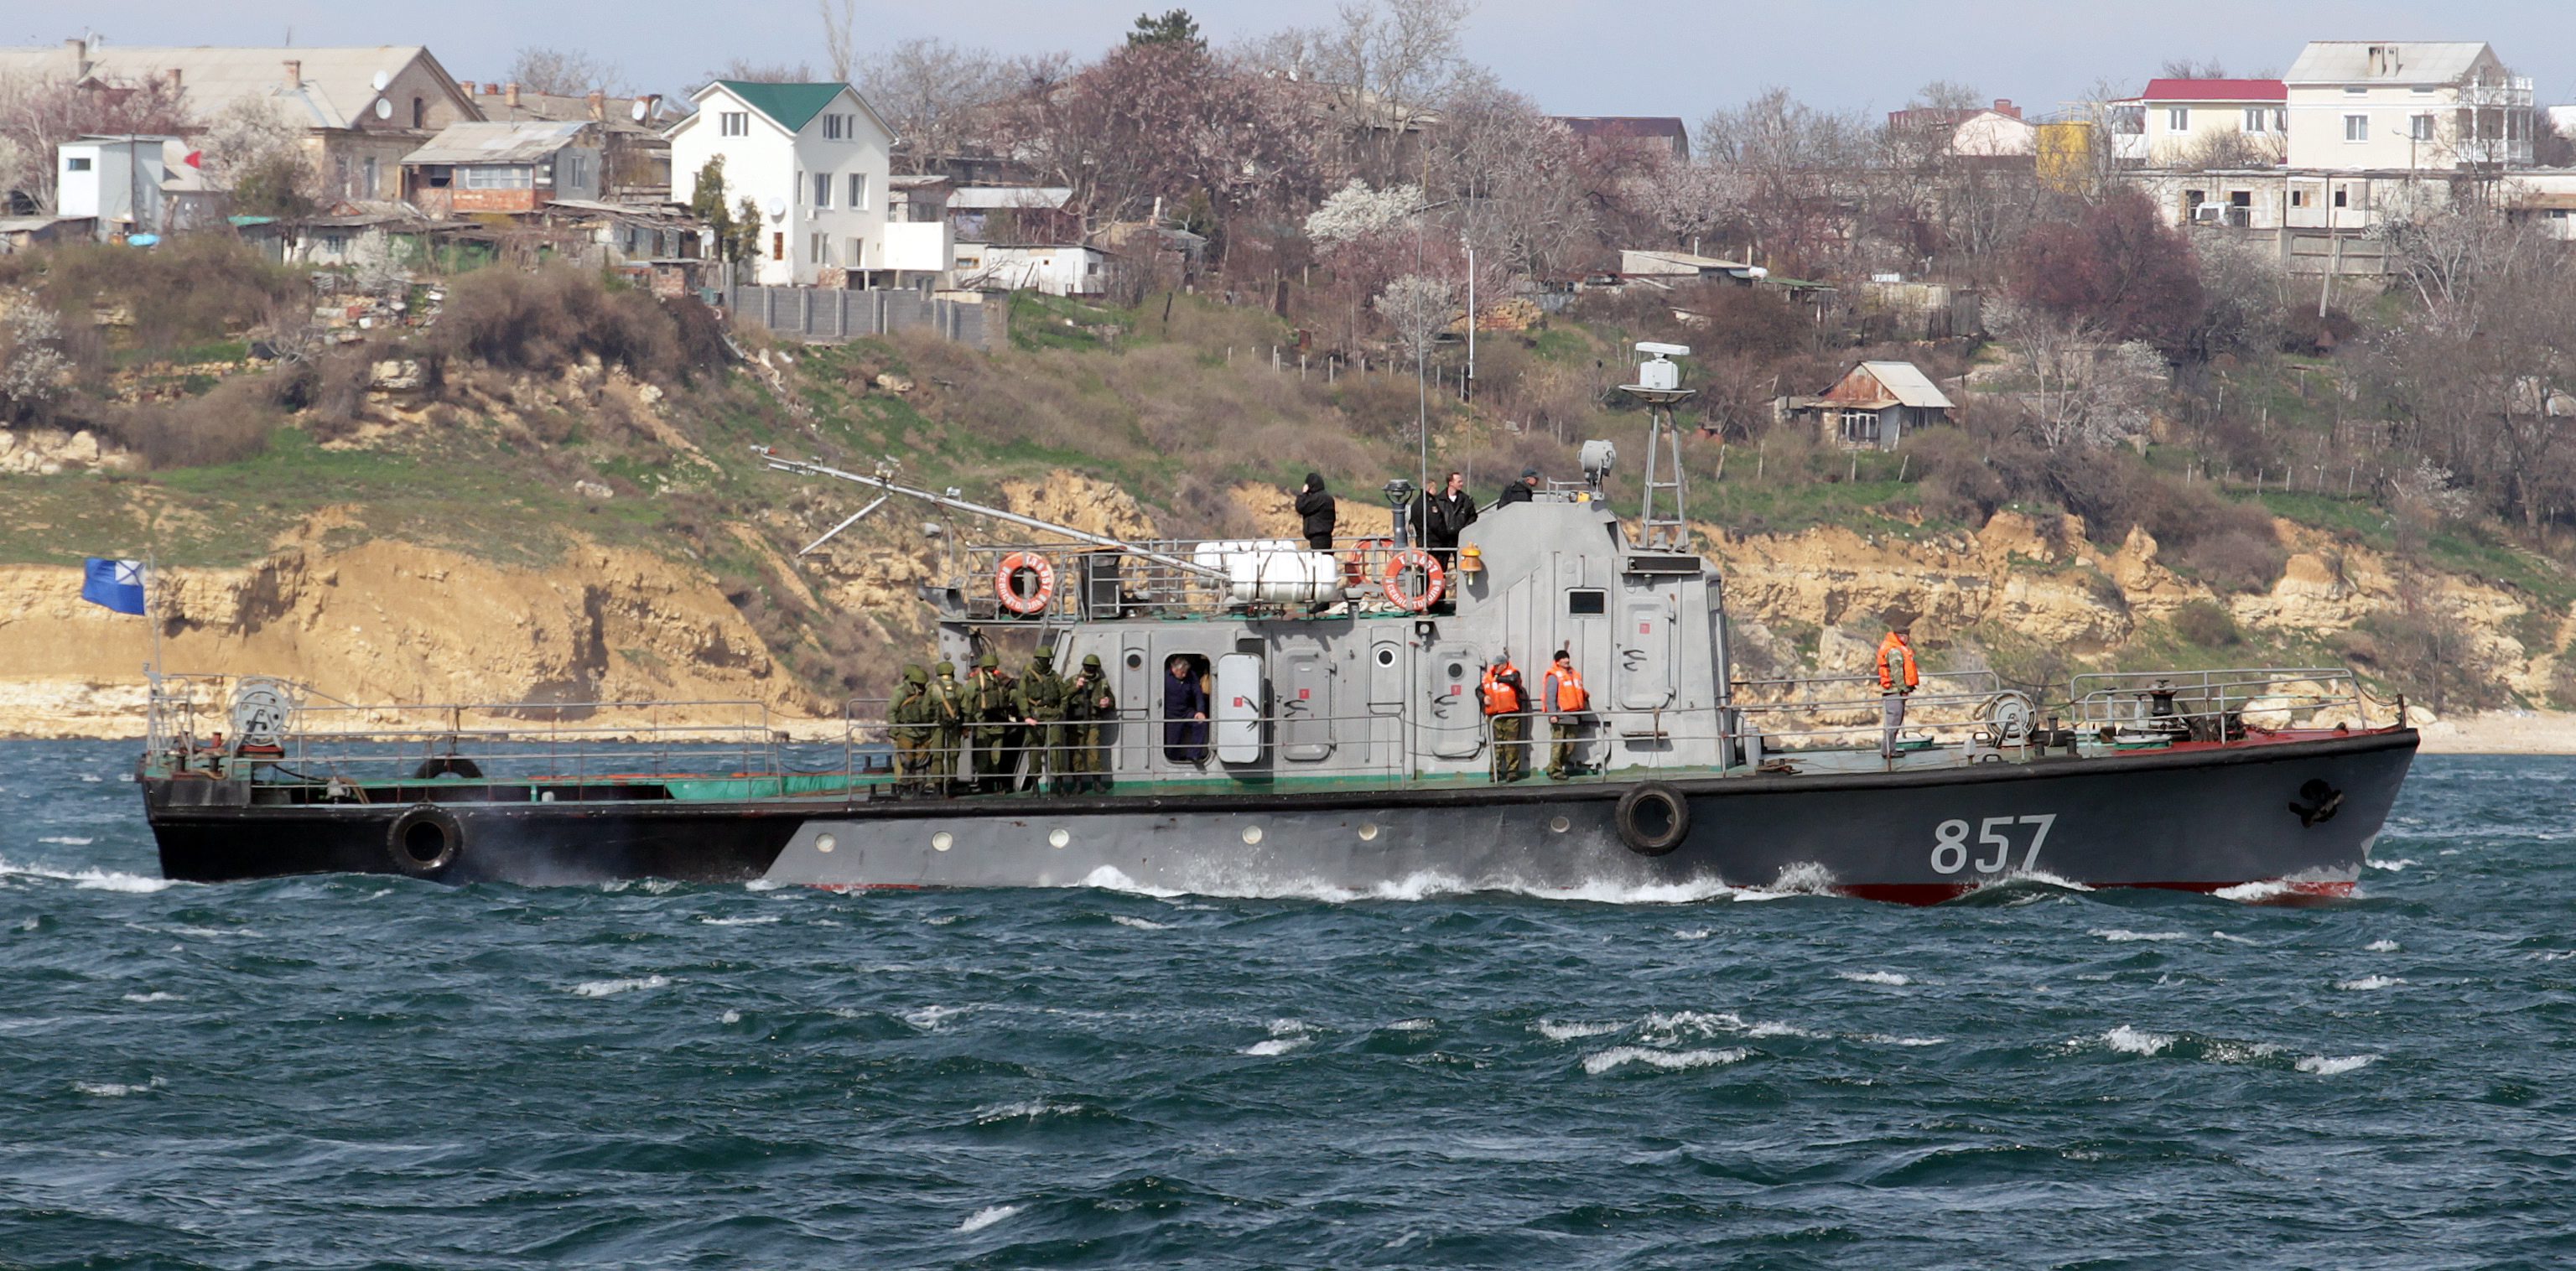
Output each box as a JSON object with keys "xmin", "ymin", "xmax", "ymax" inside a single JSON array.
[{"xmin": 1930, "ymin": 814, "xmax": 2055, "ymax": 875}]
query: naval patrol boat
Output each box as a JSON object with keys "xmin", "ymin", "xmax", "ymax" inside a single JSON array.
[{"xmin": 137, "ymin": 345, "xmax": 2418, "ymax": 901}]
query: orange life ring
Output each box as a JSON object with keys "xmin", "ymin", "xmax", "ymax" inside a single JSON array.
[
  {"xmin": 995, "ymin": 552, "xmax": 1056, "ymax": 615},
  {"xmin": 1382, "ymin": 547, "xmax": 1446, "ymax": 612},
  {"xmin": 1344, "ymin": 536, "xmax": 1394, "ymax": 589}
]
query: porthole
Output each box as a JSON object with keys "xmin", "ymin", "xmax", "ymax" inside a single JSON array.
[
  {"xmin": 1048, "ymin": 828, "xmax": 1069, "ymax": 848},
  {"xmin": 815, "ymin": 833, "xmax": 838, "ymax": 853},
  {"xmin": 1446, "ymin": 661, "xmax": 1465, "ymax": 680},
  {"xmin": 1125, "ymin": 651, "xmax": 1144, "ymax": 669},
  {"xmin": 1358, "ymin": 823, "xmax": 1379, "ymax": 842},
  {"xmin": 932, "ymin": 831, "xmax": 953, "ymax": 852},
  {"xmin": 1375, "ymin": 647, "xmax": 1397, "ymax": 667},
  {"xmin": 1549, "ymin": 817, "xmax": 1570, "ymax": 834},
  {"xmin": 1241, "ymin": 825, "xmax": 1264, "ymax": 845}
]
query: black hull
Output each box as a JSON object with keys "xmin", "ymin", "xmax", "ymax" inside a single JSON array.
[{"xmin": 144, "ymin": 730, "xmax": 2418, "ymax": 903}]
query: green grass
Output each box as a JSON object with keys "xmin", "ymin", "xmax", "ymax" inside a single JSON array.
[{"xmin": 1007, "ymin": 292, "xmax": 1135, "ymax": 353}]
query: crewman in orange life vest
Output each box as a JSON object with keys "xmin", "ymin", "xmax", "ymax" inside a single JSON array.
[
  {"xmin": 1877, "ymin": 616, "xmax": 1919, "ymax": 760},
  {"xmin": 1543, "ymin": 649, "xmax": 1589, "ymax": 779},
  {"xmin": 1480, "ymin": 652, "xmax": 1530, "ymax": 782}
]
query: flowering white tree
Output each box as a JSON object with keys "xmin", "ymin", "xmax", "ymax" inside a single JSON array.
[
  {"xmin": 1374, "ymin": 273, "xmax": 1454, "ymax": 365},
  {"xmin": 1992, "ymin": 300, "xmax": 2168, "ymax": 450},
  {"xmin": 204, "ymin": 95, "xmax": 314, "ymax": 215},
  {"xmin": 1303, "ymin": 179, "xmax": 1422, "ymax": 248},
  {"xmin": 0, "ymin": 302, "xmax": 70, "ymax": 423},
  {"xmin": 1626, "ymin": 158, "xmax": 1749, "ymax": 251}
]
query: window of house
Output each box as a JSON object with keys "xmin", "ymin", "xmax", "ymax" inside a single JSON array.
[
  {"xmin": 412, "ymin": 96, "xmax": 425, "ymax": 128},
  {"xmin": 2410, "ymin": 114, "xmax": 2435, "ymax": 142},
  {"xmin": 363, "ymin": 157, "xmax": 379, "ymax": 198},
  {"xmin": 719, "ymin": 111, "xmax": 748, "ymax": 137},
  {"xmin": 65, "ymin": 156, "xmax": 90, "ymax": 172},
  {"xmin": 2168, "ymin": 106, "xmax": 2189, "ymax": 131},
  {"xmin": 2290, "ymin": 189, "xmax": 2307, "ymax": 208},
  {"xmin": 821, "ymin": 113, "xmax": 843, "ymax": 140},
  {"xmin": 2344, "ymin": 114, "xmax": 2369, "ymax": 142},
  {"xmin": 848, "ymin": 236, "xmax": 864, "ymax": 267},
  {"xmin": 2345, "ymin": 86, "xmax": 2366, "ymax": 96},
  {"xmin": 771, "ymin": 231, "xmax": 783, "ymax": 260},
  {"xmin": 564, "ymin": 154, "xmax": 586, "ymax": 188},
  {"xmin": 464, "ymin": 165, "xmax": 531, "ymax": 189},
  {"xmin": 2243, "ymin": 107, "xmax": 2267, "ymax": 132},
  {"xmin": 1838, "ymin": 410, "xmax": 1880, "ymax": 444},
  {"xmin": 2334, "ymin": 187, "xmax": 2349, "ymax": 208},
  {"xmin": 811, "ymin": 232, "xmax": 828, "ymax": 264},
  {"xmin": 847, "ymin": 174, "xmax": 867, "ymax": 210},
  {"xmin": 813, "ymin": 172, "xmax": 832, "ymax": 208},
  {"xmin": 956, "ymin": 254, "xmax": 981, "ymax": 269}
]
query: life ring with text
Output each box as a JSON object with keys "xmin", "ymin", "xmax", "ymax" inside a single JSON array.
[
  {"xmin": 387, "ymin": 804, "xmax": 462, "ymax": 879},
  {"xmin": 1381, "ymin": 548, "xmax": 1446, "ymax": 612},
  {"xmin": 995, "ymin": 552, "xmax": 1057, "ymax": 615},
  {"xmin": 1613, "ymin": 782, "xmax": 1690, "ymax": 856}
]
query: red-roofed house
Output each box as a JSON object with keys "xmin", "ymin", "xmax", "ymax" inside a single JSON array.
[
  {"xmin": 2140, "ymin": 79, "xmax": 2286, "ymax": 167},
  {"xmin": 1553, "ymin": 117, "xmax": 1688, "ymax": 163}
]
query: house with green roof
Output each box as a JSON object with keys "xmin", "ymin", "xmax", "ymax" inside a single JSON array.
[{"xmin": 667, "ymin": 79, "xmax": 945, "ymax": 288}]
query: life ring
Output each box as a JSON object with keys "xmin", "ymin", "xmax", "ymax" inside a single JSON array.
[
  {"xmin": 387, "ymin": 804, "xmax": 462, "ymax": 878},
  {"xmin": 995, "ymin": 552, "xmax": 1056, "ymax": 615},
  {"xmin": 1613, "ymin": 782, "xmax": 1690, "ymax": 856},
  {"xmin": 1343, "ymin": 537, "xmax": 1394, "ymax": 589},
  {"xmin": 1381, "ymin": 547, "xmax": 1446, "ymax": 612}
]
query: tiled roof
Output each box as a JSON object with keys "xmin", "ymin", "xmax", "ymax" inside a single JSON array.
[{"xmin": 2142, "ymin": 78, "xmax": 2286, "ymax": 102}]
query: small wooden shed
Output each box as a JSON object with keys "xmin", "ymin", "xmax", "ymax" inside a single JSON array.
[{"xmin": 1780, "ymin": 360, "xmax": 1956, "ymax": 450}]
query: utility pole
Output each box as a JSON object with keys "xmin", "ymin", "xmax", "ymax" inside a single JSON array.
[{"xmin": 1462, "ymin": 238, "xmax": 1475, "ymax": 402}]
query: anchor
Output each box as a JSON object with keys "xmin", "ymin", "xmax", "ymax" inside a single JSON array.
[{"xmin": 2289, "ymin": 778, "xmax": 2344, "ymax": 827}]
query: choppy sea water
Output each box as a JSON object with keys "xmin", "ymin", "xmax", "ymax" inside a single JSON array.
[{"xmin": 3, "ymin": 741, "xmax": 2573, "ymax": 1268}]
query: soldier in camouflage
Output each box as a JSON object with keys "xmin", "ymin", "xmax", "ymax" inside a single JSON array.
[
  {"xmin": 889, "ymin": 664, "xmax": 932, "ymax": 793},
  {"xmin": 1015, "ymin": 647, "xmax": 1069, "ymax": 793},
  {"xmin": 1064, "ymin": 653, "xmax": 1117, "ymax": 793},
  {"xmin": 928, "ymin": 660, "xmax": 967, "ymax": 792},
  {"xmin": 968, "ymin": 651, "xmax": 1020, "ymax": 793}
]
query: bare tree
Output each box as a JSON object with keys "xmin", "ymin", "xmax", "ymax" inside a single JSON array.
[
  {"xmin": 0, "ymin": 71, "xmax": 190, "ymax": 213},
  {"xmin": 507, "ymin": 46, "xmax": 625, "ymax": 96},
  {"xmin": 1623, "ymin": 157, "xmax": 1748, "ymax": 252},
  {"xmin": 1426, "ymin": 75, "xmax": 1592, "ymax": 284},
  {"xmin": 2157, "ymin": 56, "xmax": 2231, "ymax": 80},
  {"xmin": 856, "ymin": 38, "xmax": 1023, "ymax": 173},
  {"xmin": 1249, "ymin": 0, "xmax": 1474, "ymax": 187},
  {"xmin": 1992, "ymin": 300, "xmax": 2168, "ymax": 451},
  {"xmin": 1698, "ymin": 87, "xmax": 1875, "ymax": 272},
  {"xmin": 818, "ymin": 0, "xmax": 859, "ymax": 82},
  {"xmin": 706, "ymin": 58, "xmax": 818, "ymax": 85},
  {"xmin": 1374, "ymin": 272, "xmax": 1455, "ymax": 366}
]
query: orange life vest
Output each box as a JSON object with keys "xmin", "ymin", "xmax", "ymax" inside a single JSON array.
[
  {"xmin": 1479, "ymin": 663, "xmax": 1523, "ymax": 715},
  {"xmin": 1877, "ymin": 631, "xmax": 1919, "ymax": 692},
  {"xmin": 1549, "ymin": 666, "xmax": 1587, "ymax": 713}
]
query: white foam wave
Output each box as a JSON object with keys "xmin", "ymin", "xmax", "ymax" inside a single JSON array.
[
  {"xmin": 698, "ymin": 916, "xmax": 780, "ymax": 926},
  {"xmin": 2298, "ymin": 1054, "xmax": 2378, "ymax": 1076},
  {"xmin": 120, "ymin": 992, "xmax": 179, "ymax": 1004},
  {"xmin": 0, "ymin": 858, "xmax": 174, "ymax": 893},
  {"xmin": 1076, "ymin": 864, "xmax": 1746, "ymax": 906},
  {"xmin": 973, "ymin": 1099, "xmax": 1088, "ymax": 1123},
  {"xmin": 2210, "ymin": 931, "xmax": 2259, "ymax": 946},
  {"xmin": 1072, "ymin": 866, "xmax": 1183, "ymax": 898},
  {"xmin": 923, "ymin": 915, "xmax": 959, "ymax": 926},
  {"xmin": 569, "ymin": 974, "xmax": 669, "ymax": 999},
  {"xmin": 1243, "ymin": 1018, "xmax": 1312, "ymax": 1056},
  {"xmin": 958, "ymin": 1204, "xmax": 1023, "ymax": 1233},
  {"xmin": 1582, "ymin": 1045, "xmax": 1748, "ymax": 1075},
  {"xmin": 1838, "ymin": 970, "xmax": 1911, "ymax": 986},
  {"xmin": 2538, "ymin": 951, "xmax": 2576, "ymax": 962},
  {"xmin": 2369, "ymin": 859, "xmax": 2418, "ymax": 873},
  {"xmin": 1109, "ymin": 915, "xmax": 1170, "ymax": 930},
  {"xmin": 2366, "ymin": 939, "xmax": 2401, "ymax": 952},
  {"xmin": 719, "ymin": 1009, "xmax": 741, "ymax": 1025},
  {"xmin": 1386, "ymin": 1018, "xmax": 1436, "ymax": 1032},
  {"xmin": 2335, "ymin": 974, "xmax": 2403, "ymax": 991},
  {"xmin": 1536, "ymin": 1019, "xmax": 1623, "ymax": 1041},
  {"xmin": 74, "ymin": 1076, "xmax": 163, "ymax": 1097},
  {"xmin": 36, "ymin": 836, "xmax": 93, "ymax": 846},
  {"xmin": 1675, "ymin": 927, "xmax": 1715, "ymax": 941},
  {"xmin": 1742, "ymin": 1019, "xmax": 1823, "ymax": 1039},
  {"xmin": 903, "ymin": 1004, "xmax": 970, "ymax": 1031},
  {"xmin": 78, "ymin": 774, "xmax": 101, "ymax": 783},
  {"xmin": 2103, "ymin": 1025, "xmax": 2174, "ymax": 1056},
  {"xmin": 2089, "ymin": 928, "xmax": 2187, "ymax": 943},
  {"xmin": 1854, "ymin": 1034, "xmax": 1945, "ymax": 1047},
  {"xmin": 742, "ymin": 879, "xmax": 787, "ymax": 892}
]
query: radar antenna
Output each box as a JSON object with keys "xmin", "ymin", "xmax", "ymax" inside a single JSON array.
[{"xmin": 1619, "ymin": 342, "xmax": 1695, "ymax": 550}]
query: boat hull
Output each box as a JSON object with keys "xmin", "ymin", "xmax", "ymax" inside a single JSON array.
[{"xmin": 144, "ymin": 730, "xmax": 2417, "ymax": 903}]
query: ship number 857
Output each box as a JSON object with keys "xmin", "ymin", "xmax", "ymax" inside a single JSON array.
[{"xmin": 1931, "ymin": 815, "xmax": 2057, "ymax": 874}]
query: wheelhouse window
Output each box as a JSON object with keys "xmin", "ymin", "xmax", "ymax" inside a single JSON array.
[{"xmin": 1567, "ymin": 589, "xmax": 1607, "ymax": 616}]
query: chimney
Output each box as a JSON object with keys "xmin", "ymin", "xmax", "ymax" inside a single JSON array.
[
  {"xmin": 505, "ymin": 81, "xmax": 520, "ymax": 108},
  {"xmin": 458, "ymin": 80, "xmax": 475, "ymax": 96},
  {"xmin": 283, "ymin": 59, "xmax": 301, "ymax": 87},
  {"xmin": 587, "ymin": 90, "xmax": 605, "ymax": 121},
  {"xmin": 64, "ymin": 37, "xmax": 87, "ymax": 76},
  {"xmin": 1995, "ymin": 98, "xmax": 2019, "ymax": 119}
]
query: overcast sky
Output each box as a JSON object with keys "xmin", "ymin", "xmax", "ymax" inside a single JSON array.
[{"xmin": 18, "ymin": 1, "xmax": 2576, "ymax": 122}]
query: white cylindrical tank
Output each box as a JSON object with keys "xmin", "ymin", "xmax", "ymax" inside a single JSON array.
[{"xmin": 1213, "ymin": 652, "xmax": 1265, "ymax": 765}]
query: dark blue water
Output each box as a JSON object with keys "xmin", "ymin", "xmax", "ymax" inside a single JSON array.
[{"xmin": 4, "ymin": 741, "xmax": 2573, "ymax": 1269}]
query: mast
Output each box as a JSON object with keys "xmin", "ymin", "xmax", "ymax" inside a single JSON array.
[
  {"xmin": 1620, "ymin": 343, "xmax": 1695, "ymax": 551},
  {"xmin": 759, "ymin": 451, "xmax": 1229, "ymax": 581}
]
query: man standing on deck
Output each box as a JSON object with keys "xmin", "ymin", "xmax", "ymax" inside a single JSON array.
[
  {"xmin": 1415, "ymin": 470, "xmax": 1477, "ymax": 574},
  {"xmin": 1877, "ymin": 616, "xmax": 1920, "ymax": 760},
  {"xmin": 1496, "ymin": 467, "xmax": 1540, "ymax": 506},
  {"xmin": 1542, "ymin": 649, "xmax": 1589, "ymax": 780},
  {"xmin": 969, "ymin": 652, "xmax": 1020, "ymax": 792},
  {"xmin": 928, "ymin": 661, "xmax": 967, "ymax": 792},
  {"xmin": 1294, "ymin": 473, "xmax": 1337, "ymax": 550},
  {"xmin": 1065, "ymin": 653, "xmax": 1117, "ymax": 793},
  {"xmin": 1015, "ymin": 648, "xmax": 1070, "ymax": 793},
  {"xmin": 890, "ymin": 665, "xmax": 932, "ymax": 793},
  {"xmin": 1481, "ymin": 651, "xmax": 1530, "ymax": 782}
]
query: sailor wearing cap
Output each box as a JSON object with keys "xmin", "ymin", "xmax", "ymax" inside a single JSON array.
[{"xmin": 1498, "ymin": 467, "xmax": 1540, "ymax": 506}]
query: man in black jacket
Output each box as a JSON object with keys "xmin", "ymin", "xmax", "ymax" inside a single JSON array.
[
  {"xmin": 1294, "ymin": 473, "xmax": 1337, "ymax": 549},
  {"xmin": 1497, "ymin": 467, "xmax": 1540, "ymax": 506},
  {"xmin": 1413, "ymin": 470, "xmax": 1477, "ymax": 571}
]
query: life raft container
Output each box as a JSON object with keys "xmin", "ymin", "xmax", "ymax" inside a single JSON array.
[
  {"xmin": 995, "ymin": 552, "xmax": 1057, "ymax": 615},
  {"xmin": 1381, "ymin": 547, "xmax": 1446, "ymax": 612}
]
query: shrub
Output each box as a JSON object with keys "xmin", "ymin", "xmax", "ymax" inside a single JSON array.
[
  {"xmin": 23, "ymin": 234, "xmax": 303, "ymax": 359},
  {"xmin": 430, "ymin": 266, "xmax": 681, "ymax": 383},
  {"xmin": 93, "ymin": 375, "xmax": 278, "ymax": 468},
  {"xmin": 2170, "ymin": 599, "xmax": 2242, "ymax": 647}
]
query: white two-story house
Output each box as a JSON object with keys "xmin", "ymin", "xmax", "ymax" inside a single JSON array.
[
  {"xmin": 2284, "ymin": 41, "xmax": 2532, "ymax": 172},
  {"xmin": 2139, "ymin": 78, "xmax": 2286, "ymax": 168},
  {"xmin": 667, "ymin": 79, "xmax": 901, "ymax": 287}
]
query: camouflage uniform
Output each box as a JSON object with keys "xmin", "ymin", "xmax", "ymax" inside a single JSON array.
[
  {"xmin": 888, "ymin": 665, "xmax": 932, "ymax": 793},
  {"xmin": 1063, "ymin": 653, "xmax": 1117, "ymax": 793},
  {"xmin": 927, "ymin": 661, "xmax": 967, "ymax": 791},
  {"xmin": 968, "ymin": 652, "xmax": 1020, "ymax": 792},
  {"xmin": 1015, "ymin": 650, "xmax": 1070, "ymax": 792}
]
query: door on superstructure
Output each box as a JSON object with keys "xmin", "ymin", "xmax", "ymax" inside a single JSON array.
[
  {"xmin": 1119, "ymin": 643, "xmax": 1151, "ymax": 774},
  {"xmin": 1425, "ymin": 641, "xmax": 1483, "ymax": 760},
  {"xmin": 1279, "ymin": 644, "xmax": 1333, "ymax": 762},
  {"xmin": 1619, "ymin": 590, "xmax": 1676, "ymax": 710}
]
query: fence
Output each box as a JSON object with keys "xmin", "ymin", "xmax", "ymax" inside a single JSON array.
[{"xmin": 726, "ymin": 285, "xmax": 1008, "ymax": 351}]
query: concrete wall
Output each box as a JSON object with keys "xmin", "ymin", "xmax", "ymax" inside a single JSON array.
[{"xmin": 727, "ymin": 285, "xmax": 1006, "ymax": 352}]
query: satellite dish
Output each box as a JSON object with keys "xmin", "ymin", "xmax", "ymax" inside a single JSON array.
[
  {"xmin": 371, "ymin": 70, "xmax": 391, "ymax": 91},
  {"xmin": 373, "ymin": 98, "xmax": 392, "ymax": 120},
  {"xmin": 630, "ymin": 98, "xmax": 649, "ymax": 122},
  {"xmin": 764, "ymin": 196, "xmax": 786, "ymax": 220}
]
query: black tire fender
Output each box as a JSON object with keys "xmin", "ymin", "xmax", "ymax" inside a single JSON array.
[
  {"xmin": 1613, "ymin": 782, "xmax": 1690, "ymax": 857},
  {"xmin": 388, "ymin": 804, "xmax": 462, "ymax": 878}
]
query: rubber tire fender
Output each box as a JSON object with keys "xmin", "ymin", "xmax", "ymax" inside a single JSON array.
[
  {"xmin": 388, "ymin": 804, "xmax": 463, "ymax": 879},
  {"xmin": 1613, "ymin": 781, "xmax": 1690, "ymax": 857}
]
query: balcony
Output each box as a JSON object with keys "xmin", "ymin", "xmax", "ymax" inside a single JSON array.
[{"xmin": 881, "ymin": 220, "xmax": 953, "ymax": 274}]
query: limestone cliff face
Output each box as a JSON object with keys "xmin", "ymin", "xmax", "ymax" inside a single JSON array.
[{"xmin": 0, "ymin": 478, "xmax": 2563, "ymax": 738}]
